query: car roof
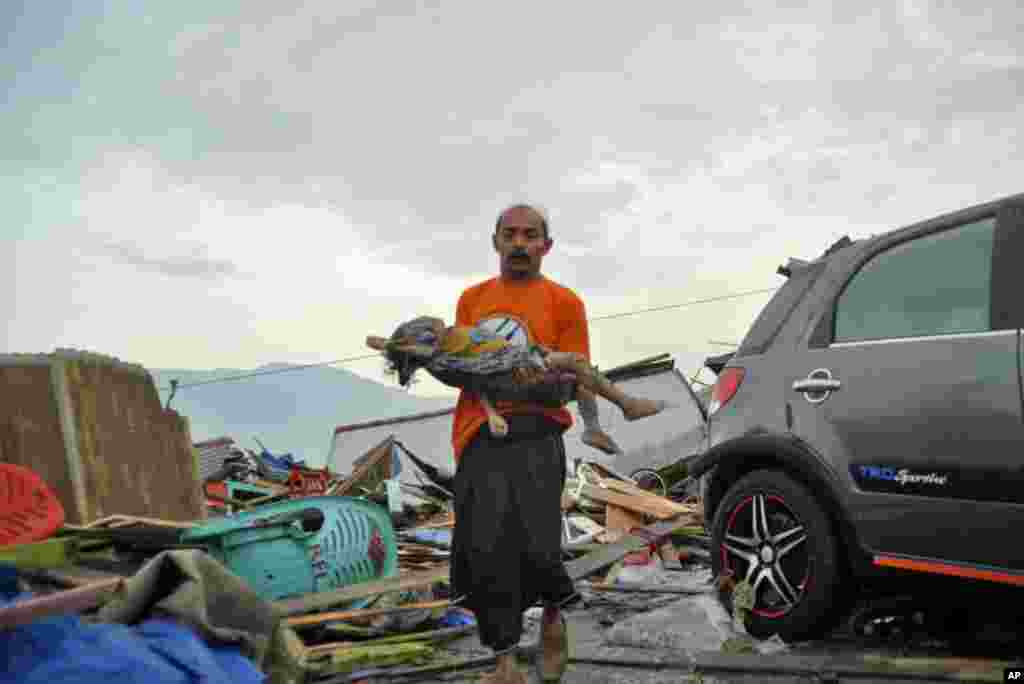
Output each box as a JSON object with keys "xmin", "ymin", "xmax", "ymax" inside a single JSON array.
[
  {"xmin": 807, "ymin": 190, "xmax": 1024, "ymax": 271},
  {"xmin": 731, "ymin": 191, "xmax": 1024, "ymax": 360}
]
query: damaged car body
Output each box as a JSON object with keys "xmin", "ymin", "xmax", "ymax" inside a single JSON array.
[{"xmin": 686, "ymin": 192, "xmax": 1024, "ymax": 642}]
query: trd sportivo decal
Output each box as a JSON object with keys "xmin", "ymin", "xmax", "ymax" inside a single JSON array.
[
  {"xmin": 850, "ymin": 463, "xmax": 1024, "ymax": 504},
  {"xmin": 856, "ymin": 465, "xmax": 949, "ymax": 486}
]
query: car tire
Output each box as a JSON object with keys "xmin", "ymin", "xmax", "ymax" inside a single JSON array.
[{"xmin": 710, "ymin": 468, "xmax": 842, "ymax": 642}]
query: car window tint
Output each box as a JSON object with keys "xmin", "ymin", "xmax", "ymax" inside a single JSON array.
[{"xmin": 834, "ymin": 217, "xmax": 995, "ymax": 342}]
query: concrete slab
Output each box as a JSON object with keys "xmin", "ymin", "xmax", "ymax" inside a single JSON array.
[
  {"xmin": 604, "ymin": 594, "xmax": 733, "ymax": 654},
  {"xmin": 395, "ymin": 562, "xmax": 1024, "ymax": 683}
]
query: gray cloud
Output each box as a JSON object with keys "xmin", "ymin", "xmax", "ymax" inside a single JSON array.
[
  {"xmin": 145, "ymin": 1, "xmax": 1023, "ymax": 231},
  {"xmin": 96, "ymin": 240, "xmax": 246, "ymax": 281},
  {"xmin": 9, "ymin": 0, "xmax": 1024, "ymax": 375}
]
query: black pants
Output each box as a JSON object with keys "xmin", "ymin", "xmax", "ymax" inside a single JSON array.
[{"xmin": 450, "ymin": 415, "xmax": 577, "ymax": 652}]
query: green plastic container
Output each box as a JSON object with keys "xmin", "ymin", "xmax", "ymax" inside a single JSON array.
[{"xmin": 182, "ymin": 496, "xmax": 398, "ymax": 602}]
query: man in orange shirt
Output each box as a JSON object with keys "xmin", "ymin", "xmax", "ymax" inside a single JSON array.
[{"xmin": 449, "ymin": 204, "xmax": 584, "ymax": 684}]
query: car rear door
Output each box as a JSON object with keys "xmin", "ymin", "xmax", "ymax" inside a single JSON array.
[{"xmin": 784, "ymin": 200, "xmax": 1024, "ymax": 575}]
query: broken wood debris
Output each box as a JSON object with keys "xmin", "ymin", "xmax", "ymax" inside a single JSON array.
[
  {"xmin": 273, "ymin": 566, "xmax": 452, "ymax": 617},
  {"xmin": 0, "ymin": 577, "xmax": 124, "ymax": 629},
  {"xmin": 265, "ymin": 457, "xmax": 709, "ymax": 678},
  {"xmin": 9, "ymin": 422, "xmax": 714, "ymax": 684},
  {"xmin": 574, "ymin": 482, "xmax": 695, "ymax": 520},
  {"xmin": 11, "ymin": 434, "xmax": 1015, "ymax": 684},
  {"xmin": 285, "ymin": 599, "xmax": 454, "ymax": 629},
  {"xmin": 22, "ymin": 355, "xmax": 1010, "ymax": 683}
]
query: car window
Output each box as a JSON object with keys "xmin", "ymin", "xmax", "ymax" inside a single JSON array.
[{"xmin": 834, "ymin": 217, "xmax": 996, "ymax": 343}]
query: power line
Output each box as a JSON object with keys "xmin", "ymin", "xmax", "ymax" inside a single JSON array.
[
  {"xmin": 160, "ymin": 354, "xmax": 382, "ymax": 391},
  {"xmin": 587, "ymin": 287, "xmax": 778, "ymax": 322},
  {"xmin": 158, "ymin": 285, "xmax": 777, "ymax": 393}
]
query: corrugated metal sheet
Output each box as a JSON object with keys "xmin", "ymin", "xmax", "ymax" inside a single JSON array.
[
  {"xmin": 330, "ymin": 409, "xmax": 456, "ymax": 487},
  {"xmin": 560, "ymin": 369, "xmax": 707, "ymax": 475},
  {"xmin": 328, "ymin": 367, "xmax": 707, "ymax": 483},
  {"xmin": 195, "ymin": 437, "xmax": 238, "ymax": 481}
]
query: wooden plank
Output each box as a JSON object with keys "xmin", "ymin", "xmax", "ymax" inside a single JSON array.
[
  {"xmin": 305, "ymin": 625, "xmax": 475, "ymax": 655},
  {"xmin": 566, "ymin": 515, "xmax": 694, "ymax": 580},
  {"xmin": 600, "ymin": 479, "xmax": 697, "ymax": 516},
  {"xmin": 578, "ymin": 484, "xmax": 679, "ymax": 520},
  {"xmin": 273, "ymin": 565, "xmax": 450, "ymax": 617},
  {"xmin": 605, "ymin": 503, "xmax": 644, "ymax": 533},
  {"xmin": 81, "ymin": 515, "xmax": 123, "ymax": 528},
  {"xmin": 286, "ymin": 599, "xmax": 452, "ymax": 628},
  {"xmin": 18, "ymin": 567, "xmax": 126, "ymax": 589},
  {"xmin": 0, "ymin": 577, "xmax": 123, "ymax": 629}
]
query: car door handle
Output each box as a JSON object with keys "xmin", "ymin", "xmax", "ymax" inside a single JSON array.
[
  {"xmin": 790, "ymin": 366, "xmax": 839, "ymax": 393},
  {"xmin": 792, "ymin": 369, "xmax": 841, "ymax": 404},
  {"xmin": 792, "ymin": 374, "xmax": 842, "ymax": 393}
]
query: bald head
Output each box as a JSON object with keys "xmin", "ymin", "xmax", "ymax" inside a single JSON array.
[
  {"xmin": 495, "ymin": 204, "xmax": 549, "ymax": 240},
  {"xmin": 492, "ymin": 203, "xmax": 553, "ymax": 281}
]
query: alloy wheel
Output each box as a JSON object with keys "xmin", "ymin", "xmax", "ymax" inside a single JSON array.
[{"xmin": 720, "ymin": 493, "xmax": 810, "ymax": 618}]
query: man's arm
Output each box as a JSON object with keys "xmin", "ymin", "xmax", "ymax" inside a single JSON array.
[
  {"xmin": 556, "ymin": 292, "xmax": 591, "ymax": 361},
  {"xmin": 441, "ymin": 287, "xmax": 574, "ymax": 407}
]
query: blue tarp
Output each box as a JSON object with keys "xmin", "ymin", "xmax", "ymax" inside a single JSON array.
[
  {"xmin": 258, "ymin": 450, "xmax": 304, "ymax": 471},
  {"xmin": 252, "ymin": 447, "xmax": 305, "ymax": 482},
  {"xmin": 0, "ymin": 592, "xmax": 264, "ymax": 684},
  {"xmin": 400, "ymin": 528, "xmax": 452, "ymax": 548}
]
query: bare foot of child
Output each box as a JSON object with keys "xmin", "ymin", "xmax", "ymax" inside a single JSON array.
[
  {"xmin": 582, "ymin": 429, "xmax": 623, "ymax": 455},
  {"xmin": 621, "ymin": 398, "xmax": 673, "ymax": 422}
]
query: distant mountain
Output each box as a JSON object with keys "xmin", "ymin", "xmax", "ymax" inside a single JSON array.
[
  {"xmin": 150, "ymin": 350, "xmax": 719, "ymax": 471},
  {"xmin": 152, "ymin": 364, "xmax": 454, "ymax": 468}
]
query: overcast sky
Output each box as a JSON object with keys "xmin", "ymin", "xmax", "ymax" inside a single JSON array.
[{"xmin": 5, "ymin": 1, "xmax": 1023, "ymax": 399}]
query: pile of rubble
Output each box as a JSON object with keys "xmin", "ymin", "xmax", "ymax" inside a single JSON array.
[{"xmin": 1, "ymin": 435, "xmax": 710, "ymax": 683}]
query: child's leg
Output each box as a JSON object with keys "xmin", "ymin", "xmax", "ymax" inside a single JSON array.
[
  {"xmin": 545, "ymin": 352, "xmax": 671, "ymax": 421},
  {"xmin": 479, "ymin": 393, "xmax": 509, "ymax": 437},
  {"xmin": 577, "ymin": 387, "xmax": 623, "ymax": 455}
]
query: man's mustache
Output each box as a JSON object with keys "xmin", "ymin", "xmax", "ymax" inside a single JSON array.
[{"xmin": 507, "ymin": 250, "xmax": 530, "ymax": 259}]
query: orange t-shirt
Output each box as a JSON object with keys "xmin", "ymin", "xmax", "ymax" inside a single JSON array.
[{"xmin": 450, "ymin": 275, "xmax": 590, "ymax": 462}]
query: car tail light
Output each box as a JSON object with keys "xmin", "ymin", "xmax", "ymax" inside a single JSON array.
[{"xmin": 708, "ymin": 367, "xmax": 745, "ymax": 415}]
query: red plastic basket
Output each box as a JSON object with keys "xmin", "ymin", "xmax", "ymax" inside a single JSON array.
[
  {"xmin": 0, "ymin": 463, "xmax": 66, "ymax": 547},
  {"xmin": 287, "ymin": 468, "xmax": 331, "ymax": 497}
]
